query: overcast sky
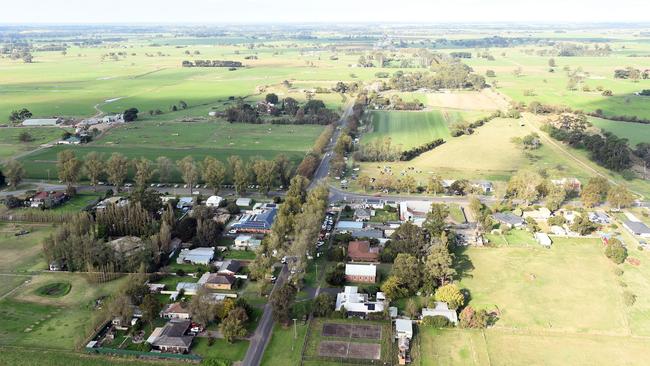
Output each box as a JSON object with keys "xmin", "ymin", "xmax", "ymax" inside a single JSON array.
[{"xmin": 1, "ymin": 0, "xmax": 649, "ymax": 24}]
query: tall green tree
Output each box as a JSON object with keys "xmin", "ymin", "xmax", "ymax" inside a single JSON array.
[
  {"xmin": 252, "ymin": 159, "xmax": 276, "ymax": 194},
  {"xmin": 424, "ymin": 204, "xmax": 450, "ymax": 238},
  {"xmin": 106, "ymin": 153, "xmax": 129, "ymax": 190},
  {"xmin": 581, "ymin": 177, "xmax": 610, "ymax": 208},
  {"xmin": 392, "ymin": 253, "xmax": 421, "ymax": 294},
  {"xmin": 424, "ymin": 245, "xmax": 456, "ymax": 292},
  {"xmin": 83, "ymin": 152, "xmax": 105, "ymax": 190},
  {"xmin": 3, "ymin": 159, "xmax": 25, "ymax": 189},
  {"xmin": 202, "ymin": 156, "xmax": 226, "ymax": 194},
  {"xmin": 270, "ymin": 283, "xmax": 296, "ymax": 325},
  {"xmin": 177, "ymin": 156, "xmax": 199, "ymax": 193},
  {"xmin": 132, "ymin": 157, "xmax": 154, "ymax": 188},
  {"xmin": 607, "ymin": 184, "xmax": 635, "ymax": 209},
  {"xmin": 57, "ymin": 150, "xmax": 81, "ymax": 189},
  {"xmin": 155, "ymin": 156, "xmax": 174, "ymax": 183}
]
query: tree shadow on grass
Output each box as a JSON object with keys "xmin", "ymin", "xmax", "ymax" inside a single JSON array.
[{"xmin": 453, "ymin": 245, "xmax": 474, "ymax": 281}]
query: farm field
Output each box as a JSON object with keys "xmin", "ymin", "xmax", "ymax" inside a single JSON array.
[
  {"xmin": 589, "ymin": 117, "xmax": 650, "ymax": 147},
  {"xmin": 0, "ymin": 273, "xmax": 129, "ymax": 350},
  {"xmin": 0, "ymin": 127, "xmax": 71, "ymax": 161},
  {"xmin": 0, "ymin": 223, "xmax": 53, "ymax": 273},
  {"xmin": 465, "ymin": 46, "xmax": 650, "ymax": 120},
  {"xmin": 363, "ymin": 110, "xmax": 451, "ymax": 149}
]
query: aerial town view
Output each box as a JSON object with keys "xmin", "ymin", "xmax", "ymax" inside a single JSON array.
[{"xmin": 1, "ymin": 1, "xmax": 650, "ymax": 365}]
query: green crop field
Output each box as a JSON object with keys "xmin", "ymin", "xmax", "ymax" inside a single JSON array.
[
  {"xmin": 363, "ymin": 110, "xmax": 452, "ymax": 149},
  {"xmin": 589, "ymin": 117, "xmax": 650, "ymax": 147},
  {"xmin": 0, "ymin": 127, "xmax": 71, "ymax": 161},
  {"xmin": 18, "ymin": 121, "xmax": 322, "ymax": 181}
]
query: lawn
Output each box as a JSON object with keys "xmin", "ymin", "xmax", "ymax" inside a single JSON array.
[
  {"xmin": 261, "ymin": 323, "xmax": 308, "ymax": 366},
  {"xmin": 191, "ymin": 336, "xmax": 249, "ymax": 363},
  {"xmin": 363, "ymin": 110, "xmax": 451, "ymax": 150},
  {"xmin": 0, "ymin": 273, "xmax": 129, "ymax": 350},
  {"xmin": 456, "ymin": 238, "xmax": 627, "ymax": 332},
  {"xmin": 369, "ymin": 208, "xmax": 399, "ymax": 223},
  {"xmin": 0, "ymin": 223, "xmax": 54, "ymax": 273},
  {"xmin": 53, "ymin": 192, "xmax": 104, "ymax": 212},
  {"xmin": 0, "ymin": 347, "xmax": 183, "ymax": 366}
]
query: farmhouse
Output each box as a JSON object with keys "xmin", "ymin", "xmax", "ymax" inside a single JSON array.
[
  {"xmin": 622, "ymin": 220, "xmax": 650, "ymax": 238},
  {"xmin": 217, "ymin": 260, "xmax": 242, "ymax": 276},
  {"xmin": 205, "ymin": 195, "xmax": 224, "ymax": 207},
  {"xmin": 354, "ymin": 208, "xmax": 373, "ymax": 221},
  {"xmin": 493, "ymin": 212, "xmax": 525, "ymax": 228},
  {"xmin": 198, "ymin": 272, "xmax": 235, "ymax": 290},
  {"xmin": 589, "ymin": 211, "xmax": 610, "ymax": 224},
  {"xmin": 30, "ymin": 191, "xmax": 67, "ymax": 208},
  {"xmin": 345, "ymin": 263, "xmax": 377, "ymax": 283},
  {"xmin": 147, "ymin": 319, "xmax": 194, "ymax": 354},
  {"xmin": 535, "ymin": 232, "xmax": 553, "ymax": 248},
  {"xmin": 347, "ymin": 240, "xmax": 380, "ymax": 262},
  {"xmin": 234, "ymin": 234, "xmax": 262, "ymax": 250},
  {"xmin": 22, "ymin": 118, "xmax": 62, "ymax": 126},
  {"xmin": 335, "ymin": 286, "xmax": 386, "ymax": 317},
  {"xmin": 160, "ymin": 302, "xmax": 191, "ymax": 320},
  {"xmin": 421, "ymin": 302, "xmax": 458, "ymax": 324},
  {"xmin": 399, "ymin": 201, "xmax": 432, "ymax": 224},
  {"xmin": 230, "ymin": 207, "xmax": 277, "ymax": 233},
  {"xmin": 176, "ymin": 247, "xmax": 215, "ymax": 265},
  {"xmin": 472, "ymin": 180, "xmax": 493, "ymax": 194}
]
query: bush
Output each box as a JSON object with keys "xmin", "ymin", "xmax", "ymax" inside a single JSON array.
[
  {"xmin": 623, "ymin": 291, "xmax": 636, "ymax": 306},
  {"xmin": 605, "ymin": 239, "xmax": 627, "ymax": 264},
  {"xmin": 422, "ymin": 315, "xmax": 453, "ymax": 328},
  {"xmin": 613, "ymin": 268, "xmax": 624, "ymax": 276},
  {"xmin": 325, "ymin": 263, "xmax": 346, "ymax": 286},
  {"xmin": 459, "ymin": 306, "xmax": 489, "ymax": 329}
]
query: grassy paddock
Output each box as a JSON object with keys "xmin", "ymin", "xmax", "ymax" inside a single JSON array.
[
  {"xmin": 363, "ymin": 110, "xmax": 451, "ymax": 149},
  {"xmin": 0, "ymin": 223, "xmax": 54, "ymax": 273}
]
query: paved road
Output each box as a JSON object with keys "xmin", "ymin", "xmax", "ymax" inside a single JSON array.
[
  {"xmin": 308, "ymin": 101, "xmax": 355, "ymax": 190},
  {"xmin": 242, "ymin": 264, "xmax": 288, "ymax": 366}
]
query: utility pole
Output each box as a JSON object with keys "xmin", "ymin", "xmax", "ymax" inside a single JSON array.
[{"xmin": 292, "ymin": 318, "xmax": 297, "ymax": 350}]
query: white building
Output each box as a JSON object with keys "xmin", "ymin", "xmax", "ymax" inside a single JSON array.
[
  {"xmin": 236, "ymin": 198, "xmax": 252, "ymax": 207},
  {"xmin": 205, "ymin": 195, "xmax": 223, "ymax": 207},
  {"xmin": 234, "ymin": 235, "xmax": 262, "ymax": 250},
  {"xmin": 345, "ymin": 263, "xmax": 377, "ymax": 283},
  {"xmin": 534, "ymin": 232, "xmax": 553, "ymax": 248},
  {"xmin": 399, "ymin": 201, "xmax": 433, "ymax": 225},
  {"xmin": 395, "ymin": 319, "xmax": 413, "ymax": 339},
  {"xmin": 421, "ymin": 302, "xmax": 458, "ymax": 324},
  {"xmin": 22, "ymin": 118, "xmax": 62, "ymax": 126},
  {"xmin": 176, "ymin": 247, "xmax": 214, "ymax": 265},
  {"xmin": 335, "ymin": 286, "xmax": 386, "ymax": 317}
]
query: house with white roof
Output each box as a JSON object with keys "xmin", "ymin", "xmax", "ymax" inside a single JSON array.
[
  {"xmin": 234, "ymin": 235, "xmax": 262, "ymax": 250},
  {"xmin": 236, "ymin": 198, "xmax": 252, "ymax": 207},
  {"xmin": 335, "ymin": 286, "xmax": 386, "ymax": 317},
  {"xmin": 421, "ymin": 302, "xmax": 458, "ymax": 324},
  {"xmin": 399, "ymin": 201, "xmax": 432, "ymax": 224},
  {"xmin": 345, "ymin": 263, "xmax": 377, "ymax": 283},
  {"xmin": 176, "ymin": 247, "xmax": 214, "ymax": 265},
  {"xmin": 205, "ymin": 195, "xmax": 223, "ymax": 207},
  {"xmin": 395, "ymin": 319, "xmax": 413, "ymax": 339}
]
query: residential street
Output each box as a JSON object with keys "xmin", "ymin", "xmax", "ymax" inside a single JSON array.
[{"xmin": 241, "ymin": 264, "xmax": 288, "ymax": 366}]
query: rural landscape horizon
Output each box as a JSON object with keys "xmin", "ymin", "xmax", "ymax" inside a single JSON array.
[{"xmin": 1, "ymin": 3, "xmax": 650, "ymax": 366}]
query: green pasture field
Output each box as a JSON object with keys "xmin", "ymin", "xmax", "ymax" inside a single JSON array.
[
  {"xmin": 0, "ymin": 127, "xmax": 71, "ymax": 161},
  {"xmin": 0, "ymin": 223, "xmax": 54, "ymax": 273},
  {"xmin": 363, "ymin": 110, "xmax": 451, "ymax": 150},
  {"xmin": 465, "ymin": 44, "xmax": 650, "ymax": 119},
  {"xmin": 417, "ymin": 235, "xmax": 650, "ymax": 365},
  {"xmin": 456, "ymin": 238, "xmax": 628, "ymax": 332},
  {"xmin": 0, "ymin": 273, "xmax": 129, "ymax": 350},
  {"xmin": 191, "ymin": 337, "xmax": 249, "ymax": 362},
  {"xmin": 0, "ymin": 347, "xmax": 183, "ymax": 366},
  {"xmin": 356, "ymin": 113, "xmax": 650, "ymax": 198},
  {"xmin": 589, "ymin": 117, "xmax": 650, "ymax": 147}
]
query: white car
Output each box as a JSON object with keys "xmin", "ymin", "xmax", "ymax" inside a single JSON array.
[{"xmin": 228, "ymin": 229, "xmax": 237, "ymax": 234}]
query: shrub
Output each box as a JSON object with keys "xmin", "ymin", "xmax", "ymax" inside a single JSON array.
[
  {"xmin": 605, "ymin": 239, "xmax": 627, "ymax": 264},
  {"xmin": 459, "ymin": 306, "xmax": 489, "ymax": 329},
  {"xmin": 434, "ymin": 284, "xmax": 465, "ymax": 309},
  {"xmin": 613, "ymin": 268, "xmax": 624, "ymax": 276},
  {"xmin": 623, "ymin": 291, "xmax": 636, "ymax": 306},
  {"xmin": 422, "ymin": 315, "xmax": 453, "ymax": 328}
]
